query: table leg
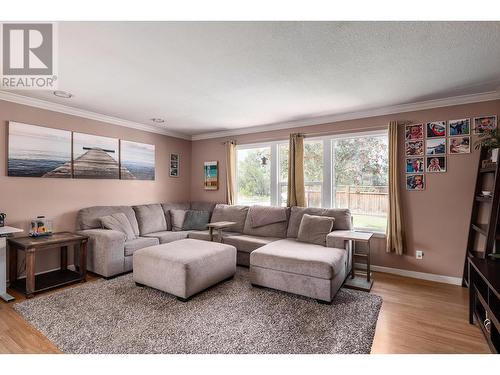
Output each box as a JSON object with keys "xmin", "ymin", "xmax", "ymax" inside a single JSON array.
[
  {"xmin": 25, "ymin": 248, "xmax": 35, "ymax": 298},
  {"xmin": 79, "ymin": 240, "xmax": 87, "ymax": 281},
  {"xmin": 8, "ymin": 244, "xmax": 18, "ymax": 287},
  {"xmin": 367, "ymin": 240, "xmax": 371, "ymax": 283},
  {"xmin": 60, "ymin": 245, "xmax": 68, "ymax": 271},
  {"xmin": 351, "ymin": 241, "xmax": 356, "ymax": 279},
  {"xmin": 208, "ymin": 227, "xmax": 214, "ymax": 242}
]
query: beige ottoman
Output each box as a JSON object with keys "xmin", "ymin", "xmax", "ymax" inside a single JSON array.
[{"xmin": 133, "ymin": 238, "xmax": 236, "ymax": 301}]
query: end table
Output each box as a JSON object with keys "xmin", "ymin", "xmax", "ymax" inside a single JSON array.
[
  {"xmin": 206, "ymin": 221, "xmax": 236, "ymax": 242},
  {"xmin": 8, "ymin": 232, "xmax": 88, "ymax": 299},
  {"xmin": 328, "ymin": 230, "xmax": 374, "ymax": 292}
]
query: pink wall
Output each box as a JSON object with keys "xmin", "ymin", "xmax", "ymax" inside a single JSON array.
[
  {"xmin": 191, "ymin": 100, "xmax": 500, "ymax": 278},
  {"xmin": 0, "ymin": 100, "xmax": 191, "ymax": 276}
]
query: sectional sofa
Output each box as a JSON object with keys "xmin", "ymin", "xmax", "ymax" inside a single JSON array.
[{"xmin": 76, "ymin": 202, "xmax": 353, "ymax": 302}]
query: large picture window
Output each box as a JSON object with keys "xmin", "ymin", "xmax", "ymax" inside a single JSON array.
[{"xmin": 235, "ymin": 130, "xmax": 388, "ymax": 232}]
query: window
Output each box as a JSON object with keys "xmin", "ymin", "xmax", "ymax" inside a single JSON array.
[
  {"xmin": 332, "ymin": 134, "xmax": 388, "ymax": 232},
  {"xmin": 236, "ymin": 146, "xmax": 271, "ymax": 206},
  {"xmin": 235, "ymin": 130, "xmax": 388, "ymax": 232}
]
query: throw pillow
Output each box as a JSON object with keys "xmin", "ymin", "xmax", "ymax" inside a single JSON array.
[
  {"xmin": 170, "ymin": 209, "xmax": 188, "ymax": 231},
  {"xmin": 297, "ymin": 214, "xmax": 335, "ymax": 246},
  {"xmin": 182, "ymin": 210, "xmax": 211, "ymax": 231},
  {"xmin": 100, "ymin": 213, "xmax": 136, "ymax": 241}
]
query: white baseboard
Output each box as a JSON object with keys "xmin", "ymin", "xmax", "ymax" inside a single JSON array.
[{"xmin": 355, "ymin": 263, "xmax": 462, "ymax": 285}]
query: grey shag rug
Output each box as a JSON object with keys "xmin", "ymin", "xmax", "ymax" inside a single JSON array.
[{"xmin": 14, "ymin": 268, "xmax": 382, "ymax": 354}]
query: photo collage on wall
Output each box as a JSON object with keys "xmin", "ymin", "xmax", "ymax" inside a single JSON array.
[{"xmin": 404, "ymin": 115, "xmax": 497, "ymax": 191}]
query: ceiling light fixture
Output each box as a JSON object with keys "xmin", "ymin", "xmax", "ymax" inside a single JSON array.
[
  {"xmin": 150, "ymin": 118, "xmax": 165, "ymax": 124},
  {"xmin": 53, "ymin": 90, "xmax": 73, "ymax": 99}
]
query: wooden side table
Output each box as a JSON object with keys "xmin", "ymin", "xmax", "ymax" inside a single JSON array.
[
  {"xmin": 206, "ymin": 221, "xmax": 236, "ymax": 242},
  {"xmin": 8, "ymin": 232, "xmax": 88, "ymax": 298},
  {"xmin": 328, "ymin": 230, "xmax": 374, "ymax": 291}
]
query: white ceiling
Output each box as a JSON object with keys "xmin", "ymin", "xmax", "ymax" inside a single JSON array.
[{"xmin": 5, "ymin": 21, "xmax": 500, "ymax": 138}]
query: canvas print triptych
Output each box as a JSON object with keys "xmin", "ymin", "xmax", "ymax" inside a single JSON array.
[{"xmin": 8, "ymin": 122, "xmax": 155, "ymax": 180}]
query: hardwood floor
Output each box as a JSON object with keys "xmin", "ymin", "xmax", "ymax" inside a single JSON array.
[{"xmin": 0, "ymin": 271, "xmax": 491, "ymax": 354}]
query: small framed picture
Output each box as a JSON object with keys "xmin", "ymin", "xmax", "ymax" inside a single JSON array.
[
  {"xmin": 426, "ymin": 156, "xmax": 446, "ymax": 173},
  {"xmin": 448, "ymin": 118, "xmax": 470, "ymax": 136},
  {"xmin": 426, "ymin": 121, "xmax": 446, "ymax": 138},
  {"xmin": 426, "ymin": 138, "xmax": 446, "ymax": 155},
  {"xmin": 405, "ymin": 140, "xmax": 424, "ymax": 156},
  {"xmin": 473, "ymin": 115, "xmax": 497, "ymax": 134},
  {"xmin": 405, "ymin": 157, "xmax": 424, "ymax": 173},
  {"xmin": 405, "ymin": 124, "xmax": 424, "ymax": 141},
  {"xmin": 204, "ymin": 161, "xmax": 219, "ymax": 190},
  {"xmin": 448, "ymin": 136, "xmax": 470, "ymax": 154},
  {"xmin": 169, "ymin": 153, "xmax": 180, "ymax": 177},
  {"xmin": 406, "ymin": 174, "xmax": 425, "ymax": 191}
]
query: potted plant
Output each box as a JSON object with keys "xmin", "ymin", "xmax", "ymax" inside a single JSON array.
[{"xmin": 475, "ymin": 129, "xmax": 500, "ymax": 163}]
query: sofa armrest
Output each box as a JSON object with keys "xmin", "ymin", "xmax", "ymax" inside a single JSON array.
[
  {"xmin": 326, "ymin": 232, "xmax": 350, "ymax": 250},
  {"xmin": 77, "ymin": 229, "xmax": 126, "ymax": 278},
  {"xmin": 326, "ymin": 231, "xmax": 352, "ymax": 276}
]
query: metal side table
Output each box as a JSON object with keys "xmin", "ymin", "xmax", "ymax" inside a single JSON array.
[
  {"xmin": 329, "ymin": 230, "xmax": 374, "ymax": 292},
  {"xmin": 0, "ymin": 226, "xmax": 24, "ymax": 302}
]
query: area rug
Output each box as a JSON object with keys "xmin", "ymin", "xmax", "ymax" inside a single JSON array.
[{"xmin": 13, "ymin": 267, "xmax": 382, "ymax": 354}]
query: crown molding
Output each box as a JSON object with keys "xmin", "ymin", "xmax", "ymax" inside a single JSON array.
[
  {"xmin": 191, "ymin": 90, "xmax": 500, "ymax": 140},
  {"xmin": 1, "ymin": 90, "xmax": 499, "ymax": 142},
  {"xmin": 0, "ymin": 91, "xmax": 192, "ymax": 140}
]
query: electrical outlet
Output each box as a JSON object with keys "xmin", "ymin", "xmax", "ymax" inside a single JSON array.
[{"xmin": 416, "ymin": 250, "xmax": 423, "ymax": 259}]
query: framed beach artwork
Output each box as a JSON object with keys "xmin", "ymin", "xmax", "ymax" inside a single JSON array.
[
  {"xmin": 448, "ymin": 136, "xmax": 470, "ymax": 154},
  {"xmin": 405, "ymin": 124, "xmax": 424, "ymax": 141},
  {"xmin": 473, "ymin": 115, "xmax": 497, "ymax": 134},
  {"xmin": 448, "ymin": 118, "xmax": 470, "ymax": 136},
  {"xmin": 204, "ymin": 161, "xmax": 219, "ymax": 190},
  {"xmin": 170, "ymin": 153, "xmax": 180, "ymax": 177},
  {"xmin": 8, "ymin": 122, "xmax": 72, "ymax": 178},
  {"xmin": 406, "ymin": 174, "xmax": 425, "ymax": 191},
  {"xmin": 426, "ymin": 121, "xmax": 446, "ymax": 138},
  {"xmin": 405, "ymin": 140, "xmax": 424, "ymax": 156},
  {"xmin": 405, "ymin": 157, "xmax": 424, "ymax": 173},
  {"xmin": 426, "ymin": 156, "xmax": 446, "ymax": 173},
  {"xmin": 120, "ymin": 140, "xmax": 155, "ymax": 180},
  {"xmin": 426, "ymin": 138, "xmax": 446, "ymax": 155},
  {"xmin": 73, "ymin": 133, "xmax": 120, "ymax": 179}
]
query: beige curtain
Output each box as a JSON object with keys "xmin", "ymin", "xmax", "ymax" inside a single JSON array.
[
  {"xmin": 386, "ymin": 121, "xmax": 405, "ymax": 254},
  {"xmin": 225, "ymin": 140, "xmax": 236, "ymax": 205},
  {"xmin": 287, "ymin": 133, "xmax": 306, "ymax": 207}
]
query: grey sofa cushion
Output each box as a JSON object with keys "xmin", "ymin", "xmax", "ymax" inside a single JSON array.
[
  {"xmin": 210, "ymin": 204, "xmax": 249, "ymax": 233},
  {"xmin": 297, "ymin": 214, "xmax": 334, "ymax": 246},
  {"xmin": 124, "ymin": 237, "xmax": 159, "ymax": 257},
  {"xmin": 242, "ymin": 207, "xmax": 289, "ymax": 238},
  {"xmin": 100, "ymin": 213, "xmax": 136, "ymax": 241},
  {"xmin": 133, "ymin": 204, "xmax": 167, "ymax": 235},
  {"xmin": 223, "ymin": 234, "xmax": 281, "ymax": 254},
  {"xmin": 287, "ymin": 207, "xmax": 352, "ymax": 238},
  {"xmin": 187, "ymin": 230, "xmax": 241, "ymax": 242},
  {"xmin": 248, "ymin": 205, "xmax": 288, "ymax": 228},
  {"xmin": 183, "ymin": 210, "xmax": 211, "ymax": 231},
  {"xmin": 250, "ymin": 238, "xmax": 347, "ymax": 279},
  {"xmin": 161, "ymin": 202, "xmax": 191, "ymax": 230},
  {"xmin": 143, "ymin": 230, "xmax": 191, "ymax": 244},
  {"xmin": 190, "ymin": 201, "xmax": 217, "ymax": 214},
  {"xmin": 76, "ymin": 206, "xmax": 140, "ymax": 236},
  {"xmin": 170, "ymin": 209, "xmax": 187, "ymax": 231}
]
